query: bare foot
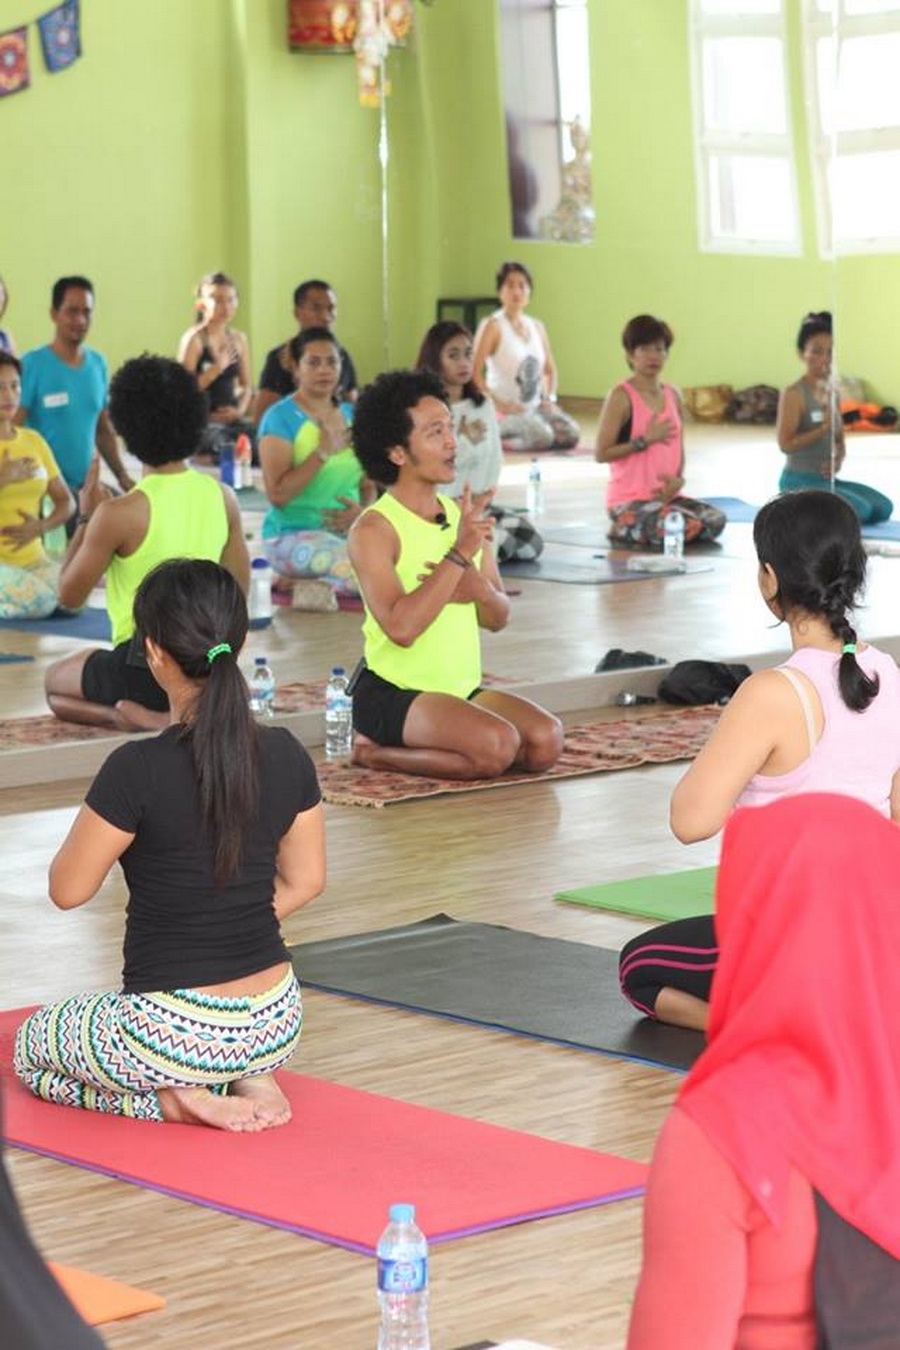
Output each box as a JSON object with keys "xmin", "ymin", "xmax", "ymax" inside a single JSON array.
[
  {"xmin": 157, "ymin": 1085, "xmax": 265, "ymax": 1132},
  {"xmin": 229, "ymin": 1074, "xmax": 292, "ymax": 1128},
  {"xmin": 114, "ymin": 699, "xmax": 170, "ymax": 733},
  {"xmin": 351, "ymin": 731, "xmax": 377, "ymax": 767}
]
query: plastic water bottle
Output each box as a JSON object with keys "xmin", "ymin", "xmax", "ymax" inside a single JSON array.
[
  {"xmin": 526, "ymin": 457, "xmax": 544, "ymax": 516},
  {"xmin": 248, "ymin": 656, "xmax": 275, "ymax": 719},
  {"xmin": 377, "ymin": 1203, "xmax": 429, "ymax": 1350},
  {"xmin": 219, "ymin": 438, "xmax": 235, "ymax": 487},
  {"xmin": 325, "ymin": 666, "xmax": 353, "ymax": 761},
  {"xmin": 663, "ymin": 509, "xmax": 685, "ymax": 560},
  {"xmin": 248, "ymin": 558, "xmax": 273, "ymax": 629},
  {"xmin": 234, "ymin": 432, "xmax": 253, "ymax": 489}
]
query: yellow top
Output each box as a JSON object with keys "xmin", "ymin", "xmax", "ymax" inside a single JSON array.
[
  {"xmin": 107, "ymin": 470, "xmax": 228, "ymax": 646},
  {"xmin": 361, "ymin": 492, "xmax": 482, "ymax": 698},
  {"xmin": 0, "ymin": 428, "xmax": 61, "ymax": 568}
]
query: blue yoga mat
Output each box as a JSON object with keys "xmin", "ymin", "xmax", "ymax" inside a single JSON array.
[
  {"xmin": 860, "ymin": 519, "xmax": 900, "ymax": 541},
  {"xmin": 706, "ymin": 496, "xmax": 900, "ymax": 540},
  {"xmin": 705, "ymin": 496, "xmax": 759, "ymax": 523},
  {"xmin": 0, "ymin": 607, "xmax": 111, "ymax": 640}
]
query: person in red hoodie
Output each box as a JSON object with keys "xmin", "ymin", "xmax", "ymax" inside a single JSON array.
[{"xmin": 628, "ymin": 793, "xmax": 900, "ymax": 1349}]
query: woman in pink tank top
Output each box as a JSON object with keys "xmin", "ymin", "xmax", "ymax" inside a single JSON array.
[
  {"xmin": 619, "ymin": 489, "xmax": 900, "ymax": 1033},
  {"xmin": 595, "ymin": 314, "xmax": 726, "ymax": 548}
]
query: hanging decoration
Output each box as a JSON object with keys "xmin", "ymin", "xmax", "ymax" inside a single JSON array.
[
  {"xmin": 0, "ymin": 26, "xmax": 30, "ymax": 97},
  {"xmin": 37, "ymin": 0, "xmax": 81, "ymax": 74},
  {"xmin": 354, "ymin": 0, "xmax": 414, "ymax": 107},
  {"xmin": 287, "ymin": 1, "xmax": 358, "ymax": 52},
  {"xmin": 0, "ymin": 0, "xmax": 81, "ymax": 96}
]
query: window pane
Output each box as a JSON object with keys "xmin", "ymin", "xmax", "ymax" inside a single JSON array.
[
  {"xmin": 816, "ymin": 35, "xmax": 837, "ymax": 135},
  {"xmin": 845, "ymin": 0, "xmax": 900, "ymax": 14},
  {"xmin": 698, "ymin": 0, "xmax": 780, "ymax": 13},
  {"xmin": 709, "ymin": 155, "xmax": 797, "ymax": 240},
  {"xmin": 836, "ymin": 33, "xmax": 900, "ymax": 130},
  {"xmin": 556, "ymin": 7, "xmax": 591, "ymax": 132},
  {"xmin": 832, "ymin": 150, "xmax": 900, "ymax": 241},
  {"xmin": 702, "ymin": 37, "xmax": 788, "ymax": 133}
]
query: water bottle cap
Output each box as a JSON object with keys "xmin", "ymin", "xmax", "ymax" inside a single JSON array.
[
  {"xmin": 255, "ymin": 656, "xmax": 268, "ymax": 665},
  {"xmin": 331, "ymin": 666, "xmax": 346, "ymax": 676},
  {"xmin": 251, "ymin": 557, "xmax": 271, "ymax": 570},
  {"xmin": 388, "ymin": 1202, "xmax": 415, "ymax": 1223}
]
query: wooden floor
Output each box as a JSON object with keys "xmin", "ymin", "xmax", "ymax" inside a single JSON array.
[{"xmin": 2, "ymin": 420, "xmax": 899, "ymax": 1348}]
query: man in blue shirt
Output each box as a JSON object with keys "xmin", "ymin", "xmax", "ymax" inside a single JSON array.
[{"xmin": 18, "ymin": 277, "xmax": 133, "ymax": 497}]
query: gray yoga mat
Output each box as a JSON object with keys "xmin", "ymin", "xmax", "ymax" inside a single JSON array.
[
  {"xmin": 291, "ymin": 914, "xmax": 704, "ymax": 1073},
  {"xmin": 499, "ymin": 546, "xmax": 713, "ymax": 584}
]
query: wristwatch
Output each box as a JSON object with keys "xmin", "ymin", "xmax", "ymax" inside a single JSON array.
[{"xmin": 632, "ymin": 436, "xmax": 648, "ymax": 452}]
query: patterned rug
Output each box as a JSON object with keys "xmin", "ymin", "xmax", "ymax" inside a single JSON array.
[
  {"xmin": 0, "ymin": 674, "xmax": 518, "ymax": 751},
  {"xmin": 318, "ymin": 705, "xmax": 721, "ymax": 807}
]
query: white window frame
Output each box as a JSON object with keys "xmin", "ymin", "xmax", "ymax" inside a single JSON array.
[
  {"xmin": 689, "ymin": 0, "xmax": 802, "ymax": 256},
  {"xmin": 803, "ymin": 0, "xmax": 900, "ymax": 256}
]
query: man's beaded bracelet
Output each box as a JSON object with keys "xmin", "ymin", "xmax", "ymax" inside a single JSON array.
[{"xmin": 445, "ymin": 547, "xmax": 471, "ymax": 570}]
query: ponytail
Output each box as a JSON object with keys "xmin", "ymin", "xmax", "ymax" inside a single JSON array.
[
  {"xmin": 190, "ymin": 644, "xmax": 259, "ymax": 884},
  {"xmin": 132, "ymin": 559, "xmax": 259, "ymax": 885},
  {"xmin": 823, "ymin": 602, "xmax": 880, "ymax": 713}
]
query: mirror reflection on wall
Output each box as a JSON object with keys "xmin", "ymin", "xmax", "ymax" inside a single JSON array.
[{"xmin": 379, "ymin": 0, "xmax": 898, "ymax": 506}]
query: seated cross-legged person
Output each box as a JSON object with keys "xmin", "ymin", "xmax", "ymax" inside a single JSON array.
[
  {"xmin": 0, "ymin": 352, "xmax": 74, "ymax": 618},
  {"xmin": 44, "ymin": 356, "xmax": 249, "ymax": 732},
  {"xmin": 258, "ymin": 327, "xmax": 373, "ymax": 599},
  {"xmin": 252, "ymin": 278, "xmax": 357, "ymax": 426},
  {"xmin": 348, "ymin": 369, "xmax": 563, "ymax": 780},
  {"xmin": 618, "ymin": 489, "xmax": 900, "ymax": 1033},
  {"xmin": 595, "ymin": 314, "xmax": 726, "ymax": 549}
]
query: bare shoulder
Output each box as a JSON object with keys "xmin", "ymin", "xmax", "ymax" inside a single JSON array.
[{"xmin": 728, "ymin": 667, "xmax": 797, "ymax": 714}]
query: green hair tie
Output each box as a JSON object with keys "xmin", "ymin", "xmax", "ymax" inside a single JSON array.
[
  {"xmin": 842, "ymin": 642, "xmax": 857, "ymax": 655},
  {"xmin": 206, "ymin": 642, "xmax": 232, "ymax": 664}
]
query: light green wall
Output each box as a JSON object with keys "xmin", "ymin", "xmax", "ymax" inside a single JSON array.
[
  {"xmin": 0, "ymin": 0, "xmax": 232, "ymax": 365},
  {"xmin": 405, "ymin": 0, "xmax": 838, "ymax": 397},
  {"xmin": 1, "ymin": 0, "xmax": 894, "ymax": 400},
  {"xmin": 0, "ymin": 0, "xmax": 385, "ymax": 380}
]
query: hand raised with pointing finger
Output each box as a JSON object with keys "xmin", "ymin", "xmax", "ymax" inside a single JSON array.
[{"xmin": 454, "ymin": 484, "xmax": 494, "ymax": 560}]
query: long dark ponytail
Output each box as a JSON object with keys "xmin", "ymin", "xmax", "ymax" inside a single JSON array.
[
  {"xmin": 753, "ymin": 489, "xmax": 879, "ymax": 712},
  {"xmin": 133, "ymin": 559, "xmax": 258, "ymax": 884}
]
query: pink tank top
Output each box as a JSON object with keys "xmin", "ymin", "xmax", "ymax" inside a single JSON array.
[
  {"xmin": 738, "ymin": 645, "xmax": 900, "ymax": 816},
  {"xmin": 606, "ymin": 381, "xmax": 682, "ymax": 510}
]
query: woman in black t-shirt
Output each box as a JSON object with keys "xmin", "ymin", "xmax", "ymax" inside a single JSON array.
[{"xmin": 15, "ymin": 559, "xmax": 324, "ymax": 1132}]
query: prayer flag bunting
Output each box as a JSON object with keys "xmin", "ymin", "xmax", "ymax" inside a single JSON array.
[
  {"xmin": 0, "ymin": 25, "xmax": 29, "ymax": 97},
  {"xmin": 38, "ymin": 0, "xmax": 80, "ymax": 73}
]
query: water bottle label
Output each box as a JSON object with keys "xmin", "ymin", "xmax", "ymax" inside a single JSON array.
[{"xmin": 377, "ymin": 1256, "xmax": 427, "ymax": 1293}]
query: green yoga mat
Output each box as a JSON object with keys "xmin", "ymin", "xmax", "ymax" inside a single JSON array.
[{"xmin": 556, "ymin": 866, "xmax": 717, "ymax": 922}]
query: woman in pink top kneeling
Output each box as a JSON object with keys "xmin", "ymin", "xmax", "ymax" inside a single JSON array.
[
  {"xmin": 595, "ymin": 314, "xmax": 725, "ymax": 548},
  {"xmin": 628, "ymin": 794, "xmax": 900, "ymax": 1349},
  {"xmin": 619, "ymin": 489, "xmax": 900, "ymax": 1031}
]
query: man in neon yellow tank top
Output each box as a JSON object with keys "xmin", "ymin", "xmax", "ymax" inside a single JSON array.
[
  {"xmin": 45, "ymin": 357, "xmax": 249, "ymax": 731},
  {"xmin": 349, "ymin": 370, "xmax": 562, "ymax": 779}
]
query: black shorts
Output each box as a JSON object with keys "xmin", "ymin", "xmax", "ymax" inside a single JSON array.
[
  {"xmin": 352, "ymin": 666, "xmax": 480, "ymax": 748},
  {"xmin": 81, "ymin": 637, "xmax": 169, "ymax": 712}
]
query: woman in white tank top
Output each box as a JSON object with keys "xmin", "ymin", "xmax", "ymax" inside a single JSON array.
[{"xmin": 472, "ymin": 261, "xmax": 580, "ymax": 454}]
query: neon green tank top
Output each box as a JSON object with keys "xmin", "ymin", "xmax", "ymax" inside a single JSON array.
[
  {"xmin": 107, "ymin": 470, "xmax": 229, "ymax": 646},
  {"xmin": 362, "ymin": 492, "xmax": 482, "ymax": 697}
]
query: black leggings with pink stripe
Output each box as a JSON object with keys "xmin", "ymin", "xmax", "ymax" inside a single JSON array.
[{"xmin": 619, "ymin": 916, "xmax": 718, "ymax": 1017}]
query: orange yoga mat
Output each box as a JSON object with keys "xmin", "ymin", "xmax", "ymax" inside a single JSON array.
[
  {"xmin": 49, "ymin": 1263, "xmax": 165, "ymax": 1326},
  {"xmin": 1, "ymin": 1007, "xmax": 646, "ymax": 1254}
]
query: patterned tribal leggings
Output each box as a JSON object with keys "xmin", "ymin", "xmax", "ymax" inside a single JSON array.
[
  {"xmin": 14, "ymin": 969, "xmax": 302, "ymax": 1123},
  {"xmin": 607, "ymin": 495, "xmax": 727, "ymax": 550},
  {"xmin": 262, "ymin": 529, "xmax": 358, "ymax": 593},
  {"xmin": 0, "ymin": 559, "xmax": 59, "ymax": 619},
  {"xmin": 619, "ymin": 915, "xmax": 718, "ymax": 1017}
]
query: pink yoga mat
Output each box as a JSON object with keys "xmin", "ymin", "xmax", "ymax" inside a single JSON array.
[{"xmin": 1, "ymin": 1008, "xmax": 645, "ymax": 1253}]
